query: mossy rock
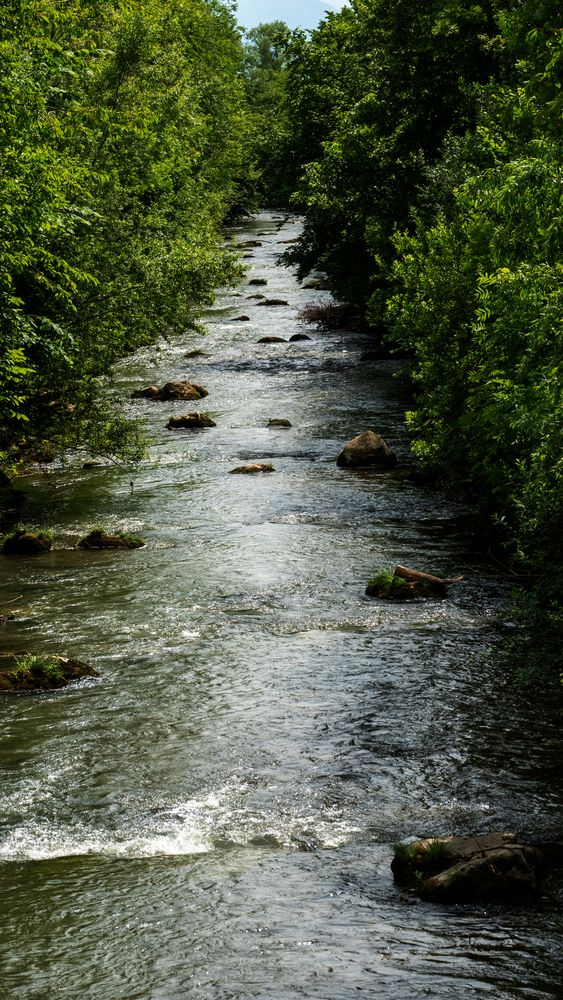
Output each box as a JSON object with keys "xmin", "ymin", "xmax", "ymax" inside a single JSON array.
[
  {"xmin": 166, "ymin": 412, "xmax": 216, "ymax": 430},
  {"xmin": 366, "ymin": 570, "xmax": 446, "ymax": 601},
  {"xmin": 392, "ymin": 833, "xmax": 545, "ymax": 903},
  {"xmin": 77, "ymin": 529, "xmax": 145, "ymax": 550},
  {"xmin": 366, "ymin": 571, "xmax": 414, "ymax": 600},
  {"xmin": 2, "ymin": 530, "xmax": 53, "ymax": 555},
  {"xmin": 0, "ymin": 653, "xmax": 99, "ymax": 692},
  {"xmin": 229, "ymin": 463, "xmax": 275, "ymax": 474}
]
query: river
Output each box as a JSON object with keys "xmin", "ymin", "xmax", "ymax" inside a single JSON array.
[{"xmin": 0, "ymin": 212, "xmax": 561, "ymax": 998}]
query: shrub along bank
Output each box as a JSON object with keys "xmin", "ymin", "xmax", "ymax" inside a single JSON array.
[{"xmin": 0, "ymin": 0, "xmax": 248, "ymax": 470}]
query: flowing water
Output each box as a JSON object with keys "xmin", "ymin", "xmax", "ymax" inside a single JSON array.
[{"xmin": 0, "ymin": 213, "xmax": 562, "ymax": 999}]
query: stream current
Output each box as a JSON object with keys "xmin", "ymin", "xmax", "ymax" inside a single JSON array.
[{"xmin": 0, "ymin": 213, "xmax": 562, "ymax": 999}]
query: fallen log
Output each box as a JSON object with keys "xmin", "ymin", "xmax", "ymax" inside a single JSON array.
[{"xmin": 394, "ymin": 565, "xmax": 464, "ymax": 586}]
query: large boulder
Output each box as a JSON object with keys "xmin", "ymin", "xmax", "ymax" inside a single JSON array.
[
  {"xmin": 392, "ymin": 833, "xmax": 544, "ymax": 903},
  {"xmin": 289, "ymin": 334, "xmax": 311, "ymax": 342},
  {"xmin": 132, "ymin": 381, "xmax": 208, "ymax": 401},
  {"xmin": 166, "ymin": 413, "xmax": 216, "ymax": 430},
  {"xmin": 258, "ymin": 336, "xmax": 287, "ymax": 344},
  {"xmin": 337, "ymin": 430, "xmax": 397, "ymax": 469},
  {"xmin": 2, "ymin": 530, "xmax": 52, "ymax": 555}
]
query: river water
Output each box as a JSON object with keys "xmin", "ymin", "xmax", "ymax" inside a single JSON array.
[{"xmin": 0, "ymin": 213, "xmax": 561, "ymax": 999}]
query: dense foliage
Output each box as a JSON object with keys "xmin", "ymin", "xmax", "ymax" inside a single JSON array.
[
  {"xmin": 277, "ymin": 0, "xmax": 562, "ymax": 673},
  {"xmin": 0, "ymin": 0, "xmax": 247, "ymax": 468}
]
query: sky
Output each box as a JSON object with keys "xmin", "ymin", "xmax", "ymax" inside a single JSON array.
[{"xmin": 234, "ymin": 0, "xmax": 347, "ymax": 32}]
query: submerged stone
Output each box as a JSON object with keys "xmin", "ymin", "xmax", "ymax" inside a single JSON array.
[
  {"xmin": 232, "ymin": 315, "xmax": 250, "ymax": 322},
  {"xmin": 248, "ymin": 278, "xmax": 268, "ymax": 286}
]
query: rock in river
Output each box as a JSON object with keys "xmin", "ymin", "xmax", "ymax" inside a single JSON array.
[
  {"xmin": 232, "ymin": 315, "xmax": 250, "ymax": 322},
  {"xmin": 248, "ymin": 278, "xmax": 268, "ymax": 286},
  {"xmin": 336, "ymin": 430, "xmax": 397, "ymax": 469},
  {"xmin": 289, "ymin": 334, "xmax": 311, "ymax": 342},
  {"xmin": 391, "ymin": 833, "xmax": 545, "ymax": 904},
  {"xmin": 267, "ymin": 419, "xmax": 292, "ymax": 428},
  {"xmin": 166, "ymin": 413, "xmax": 216, "ymax": 430},
  {"xmin": 77, "ymin": 530, "xmax": 145, "ymax": 550},
  {"xmin": 133, "ymin": 381, "xmax": 208, "ymax": 401},
  {"xmin": 2, "ymin": 530, "xmax": 53, "ymax": 555},
  {"xmin": 256, "ymin": 298, "xmax": 289, "ymax": 307},
  {"xmin": 0, "ymin": 653, "xmax": 99, "ymax": 692},
  {"xmin": 258, "ymin": 336, "xmax": 287, "ymax": 344},
  {"xmin": 230, "ymin": 464, "xmax": 275, "ymax": 474}
]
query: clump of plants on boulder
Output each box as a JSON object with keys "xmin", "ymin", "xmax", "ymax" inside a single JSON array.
[
  {"xmin": 1, "ymin": 529, "xmax": 53, "ymax": 555},
  {"xmin": 77, "ymin": 529, "xmax": 145, "ymax": 550}
]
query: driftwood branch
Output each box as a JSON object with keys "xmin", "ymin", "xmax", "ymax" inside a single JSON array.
[{"xmin": 394, "ymin": 565, "xmax": 464, "ymax": 586}]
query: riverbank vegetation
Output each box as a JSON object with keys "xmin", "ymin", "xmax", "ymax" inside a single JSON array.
[{"xmin": 0, "ymin": 0, "xmax": 248, "ymax": 471}]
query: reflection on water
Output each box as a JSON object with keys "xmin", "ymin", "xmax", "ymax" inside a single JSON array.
[{"xmin": 0, "ymin": 213, "xmax": 562, "ymax": 999}]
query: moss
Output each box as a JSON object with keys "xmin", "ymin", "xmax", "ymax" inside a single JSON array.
[
  {"xmin": 77, "ymin": 529, "xmax": 145, "ymax": 550},
  {"xmin": 366, "ymin": 568, "xmax": 410, "ymax": 598},
  {"xmin": 1, "ymin": 528, "xmax": 53, "ymax": 555}
]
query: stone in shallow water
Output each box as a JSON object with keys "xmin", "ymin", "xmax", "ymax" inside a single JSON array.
[
  {"xmin": 256, "ymin": 298, "xmax": 289, "ymax": 307},
  {"xmin": 289, "ymin": 334, "xmax": 311, "ymax": 342},
  {"xmin": 267, "ymin": 419, "xmax": 292, "ymax": 428},
  {"xmin": 166, "ymin": 413, "xmax": 216, "ymax": 430},
  {"xmin": 77, "ymin": 530, "xmax": 144, "ymax": 550},
  {"xmin": 248, "ymin": 278, "xmax": 268, "ymax": 286},
  {"xmin": 229, "ymin": 463, "xmax": 275, "ymax": 474},
  {"xmin": 391, "ymin": 833, "xmax": 545, "ymax": 903},
  {"xmin": 336, "ymin": 430, "xmax": 397, "ymax": 469},
  {"xmin": 0, "ymin": 654, "xmax": 99, "ymax": 691},
  {"xmin": 232, "ymin": 315, "xmax": 250, "ymax": 322},
  {"xmin": 258, "ymin": 336, "xmax": 287, "ymax": 344},
  {"xmin": 2, "ymin": 531, "xmax": 52, "ymax": 555},
  {"xmin": 132, "ymin": 381, "xmax": 208, "ymax": 401}
]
